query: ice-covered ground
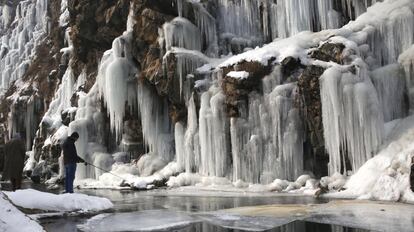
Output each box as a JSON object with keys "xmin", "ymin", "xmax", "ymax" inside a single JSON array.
[
  {"xmin": 0, "ymin": 192, "xmax": 44, "ymax": 232},
  {"xmin": 4, "ymin": 189, "xmax": 113, "ymax": 213}
]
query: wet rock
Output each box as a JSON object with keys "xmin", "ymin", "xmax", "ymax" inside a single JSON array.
[
  {"xmin": 221, "ymin": 60, "xmax": 273, "ymax": 117},
  {"xmin": 310, "ymin": 43, "xmax": 345, "ymax": 64},
  {"xmin": 297, "ymin": 65, "xmax": 328, "ymax": 178},
  {"xmin": 68, "ymin": 0, "xmax": 130, "ymax": 78},
  {"xmin": 281, "ymin": 56, "xmax": 304, "ymax": 77},
  {"xmin": 121, "ymin": 120, "xmax": 145, "ymax": 160},
  {"xmin": 152, "ymin": 178, "xmax": 168, "ymax": 188}
]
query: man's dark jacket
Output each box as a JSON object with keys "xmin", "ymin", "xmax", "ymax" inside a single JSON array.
[{"xmin": 61, "ymin": 137, "xmax": 84, "ymax": 165}]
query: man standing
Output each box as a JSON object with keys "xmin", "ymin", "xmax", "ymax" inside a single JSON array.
[
  {"xmin": 3, "ymin": 133, "xmax": 25, "ymax": 191},
  {"xmin": 61, "ymin": 132, "xmax": 86, "ymax": 193}
]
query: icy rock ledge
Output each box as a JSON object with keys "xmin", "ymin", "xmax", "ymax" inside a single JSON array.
[{"xmin": 4, "ymin": 189, "xmax": 113, "ymax": 213}]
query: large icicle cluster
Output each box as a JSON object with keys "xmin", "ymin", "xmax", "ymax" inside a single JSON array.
[
  {"xmin": 214, "ymin": 0, "xmax": 381, "ymax": 53},
  {"xmin": 231, "ymin": 81, "xmax": 303, "ymax": 183},
  {"xmin": 95, "ymin": 0, "xmax": 414, "ymax": 186},
  {"xmin": 0, "ymin": 0, "xmax": 49, "ymax": 94},
  {"xmin": 97, "ymin": 32, "xmax": 137, "ymax": 141},
  {"xmin": 320, "ymin": 66, "xmax": 384, "ymax": 175},
  {"xmin": 23, "ymin": 0, "xmax": 414, "ymax": 199},
  {"xmin": 320, "ymin": 0, "xmax": 414, "ymax": 174}
]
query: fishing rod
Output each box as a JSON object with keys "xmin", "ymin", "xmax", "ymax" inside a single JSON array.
[{"xmin": 85, "ymin": 162, "xmax": 130, "ymax": 187}]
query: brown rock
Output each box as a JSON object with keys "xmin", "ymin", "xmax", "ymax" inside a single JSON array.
[{"xmin": 310, "ymin": 43, "xmax": 345, "ymax": 64}]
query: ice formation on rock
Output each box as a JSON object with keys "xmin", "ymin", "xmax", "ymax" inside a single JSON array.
[
  {"xmin": 3, "ymin": 0, "xmax": 414, "ymax": 204},
  {"xmin": 320, "ymin": 66, "xmax": 384, "ymax": 175},
  {"xmin": 0, "ymin": 0, "xmax": 49, "ymax": 95}
]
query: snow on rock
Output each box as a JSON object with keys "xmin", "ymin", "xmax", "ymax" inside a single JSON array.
[
  {"xmin": 5, "ymin": 189, "xmax": 113, "ymax": 212},
  {"xmin": 136, "ymin": 153, "xmax": 167, "ymax": 177},
  {"xmin": 219, "ymin": 30, "xmax": 326, "ymax": 67},
  {"xmin": 295, "ymin": 175, "xmax": 312, "ymax": 186},
  {"xmin": 76, "ymin": 161, "xmax": 182, "ymax": 190},
  {"xmin": 0, "ymin": 192, "xmax": 44, "ymax": 232},
  {"xmin": 167, "ymin": 173, "xmax": 232, "ymax": 188},
  {"xmin": 320, "ymin": 172, "xmax": 347, "ymax": 191},
  {"xmin": 226, "ymin": 71, "xmax": 249, "ymax": 80},
  {"xmin": 166, "ymin": 172, "xmax": 318, "ymax": 194}
]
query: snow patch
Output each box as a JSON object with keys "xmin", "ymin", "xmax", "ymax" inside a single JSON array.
[{"xmin": 5, "ymin": 189, "xmax": 113, "ymax": 212}]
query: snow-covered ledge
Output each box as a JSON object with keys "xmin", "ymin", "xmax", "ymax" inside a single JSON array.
[{"xmin": 4, "ymin": 189, "xmax": 113, "ymax": 213}]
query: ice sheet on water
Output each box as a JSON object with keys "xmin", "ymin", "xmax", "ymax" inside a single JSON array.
[
  {"xmin": 78, "ymin": 210, "xmax": 199, "ymax": 232},
  {"xmin": 78, "ymin": 209, "xmax": 298, "ymax": 232},
  {"xmin": 306, "ymin": 201, "xmax": 414, "ymax": 232},
  {"xmin": 197, "ymin": 213, "xmax": 297, "ymax": 231}
]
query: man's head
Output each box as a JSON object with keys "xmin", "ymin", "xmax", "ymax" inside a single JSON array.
[{"xmin": 70, "ymin": 132, "xmax": 79, "ymax": 141}]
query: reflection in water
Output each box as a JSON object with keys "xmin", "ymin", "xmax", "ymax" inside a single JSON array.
[
  {"xmin": 42, "ymin": 218, "xmax": 370, "ymax": 232},
  {"xmin": 181, "ymin": 221, "xmax": 370, "ymax": 232},
  {"xmin": 77, "ymin": 189, "xmax": 328, "ymax": 213},
  {"xmin": 38, "ymin": 189, "xmax": 368, "ymax": 232}
]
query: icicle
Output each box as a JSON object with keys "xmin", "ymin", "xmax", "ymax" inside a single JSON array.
[
  {"xmin": 352, "ymin": 0, "xmax": 414, "ymax": 66},
  {"xmin": 97, "ymin": 33, "xmax": 137, "ymax": 141},
  {"xmin": 136, "ymin": 83, "xmax": 175, "ymax": 162},
  {"xmin": 175, "ymin": 122, "xmax": 186, "ymax": 171},
  {"xmin": 126, "ymin": 1, "xmax": 136, "ymax": 32},
  {"xmin": 190, "ymin": 1, "xmax": 218, "ymax": 56},
  {"xmin": 217, "ymin": 0, "xmax": 263, "ymax": 50},
  {"xmin": 59, "ymin": 0, "xmax": 69, "ymax": 27},
  {"xmin": 25, "ymin": 96, "xmax": 35, "ymax": 150},
  {"xmin": 399, "ymin": 45, "xmax": 414, "ymax": 113},
  {"xmin": 265, "ymin": 83, "xmax": 303, "ymax": 181},
  {"xmin": 184, "ymin": 95, "xmax": 199, "ymax": 173},
  {"xmin": 163, "ymin": 48, "xmax": 209, "ymax": 100},
  {"xmin": 316, "ymin": 0, "xmax": 341, "ymax": 30},
  {"xmin": 68, "ymin": 84, "xmax": 106, "ymax": 180},
  {"xmin": 175, "ymin": 94, "xmax": 200, "ymax": 173},
  {"xmin": 229, "ymin": 81, "xmax": 303, "ymax": 183},
  {"xmin": 371, "ymin": 64, "xmax": 407, "ymax": 122},
  {"xmin": 163, "ymin": 17, "xmax": 202, "ymax": 52},
  {"xmin": 45, "ymin": 68, "xmax": 75, "ymax": 122},
  {"xmin": 199, "ymin": 89, "xmax": 229, "ymax": 177},
  {"xmin": 320, "ymin": 66, "xmax": 384, "ymax": 175}
]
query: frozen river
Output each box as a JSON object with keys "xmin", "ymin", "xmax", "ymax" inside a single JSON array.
[{"xmin": 37, "ymin": 187, "xmax": 409, "ymax": 232}]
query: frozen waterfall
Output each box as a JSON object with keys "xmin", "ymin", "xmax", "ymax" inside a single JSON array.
[{"xmin": 10, "ymin": 0, "xmax": 414, "ymax": 190}]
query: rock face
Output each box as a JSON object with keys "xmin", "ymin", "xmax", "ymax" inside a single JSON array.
[
  {"xmin": 297, "ymin": 65, "xmax": 328, "ymax": 177},
  {"xmin": 297, "ymin": 43, "xmax": 345, "ymax": 177},
  {"xmin": 68, "ymin": 0, "xmax": 130, "ymax": 86},
  {"xmin": 222, "ymin": 60, "xmax": 273, "ymax": 117},
  {"xmin": 0, "ymin": 0, "xmax": 64, "ymax": 152},
  {"xmin": 1, "ymin": 0, "xmax": 396, "ymax": 185}
]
